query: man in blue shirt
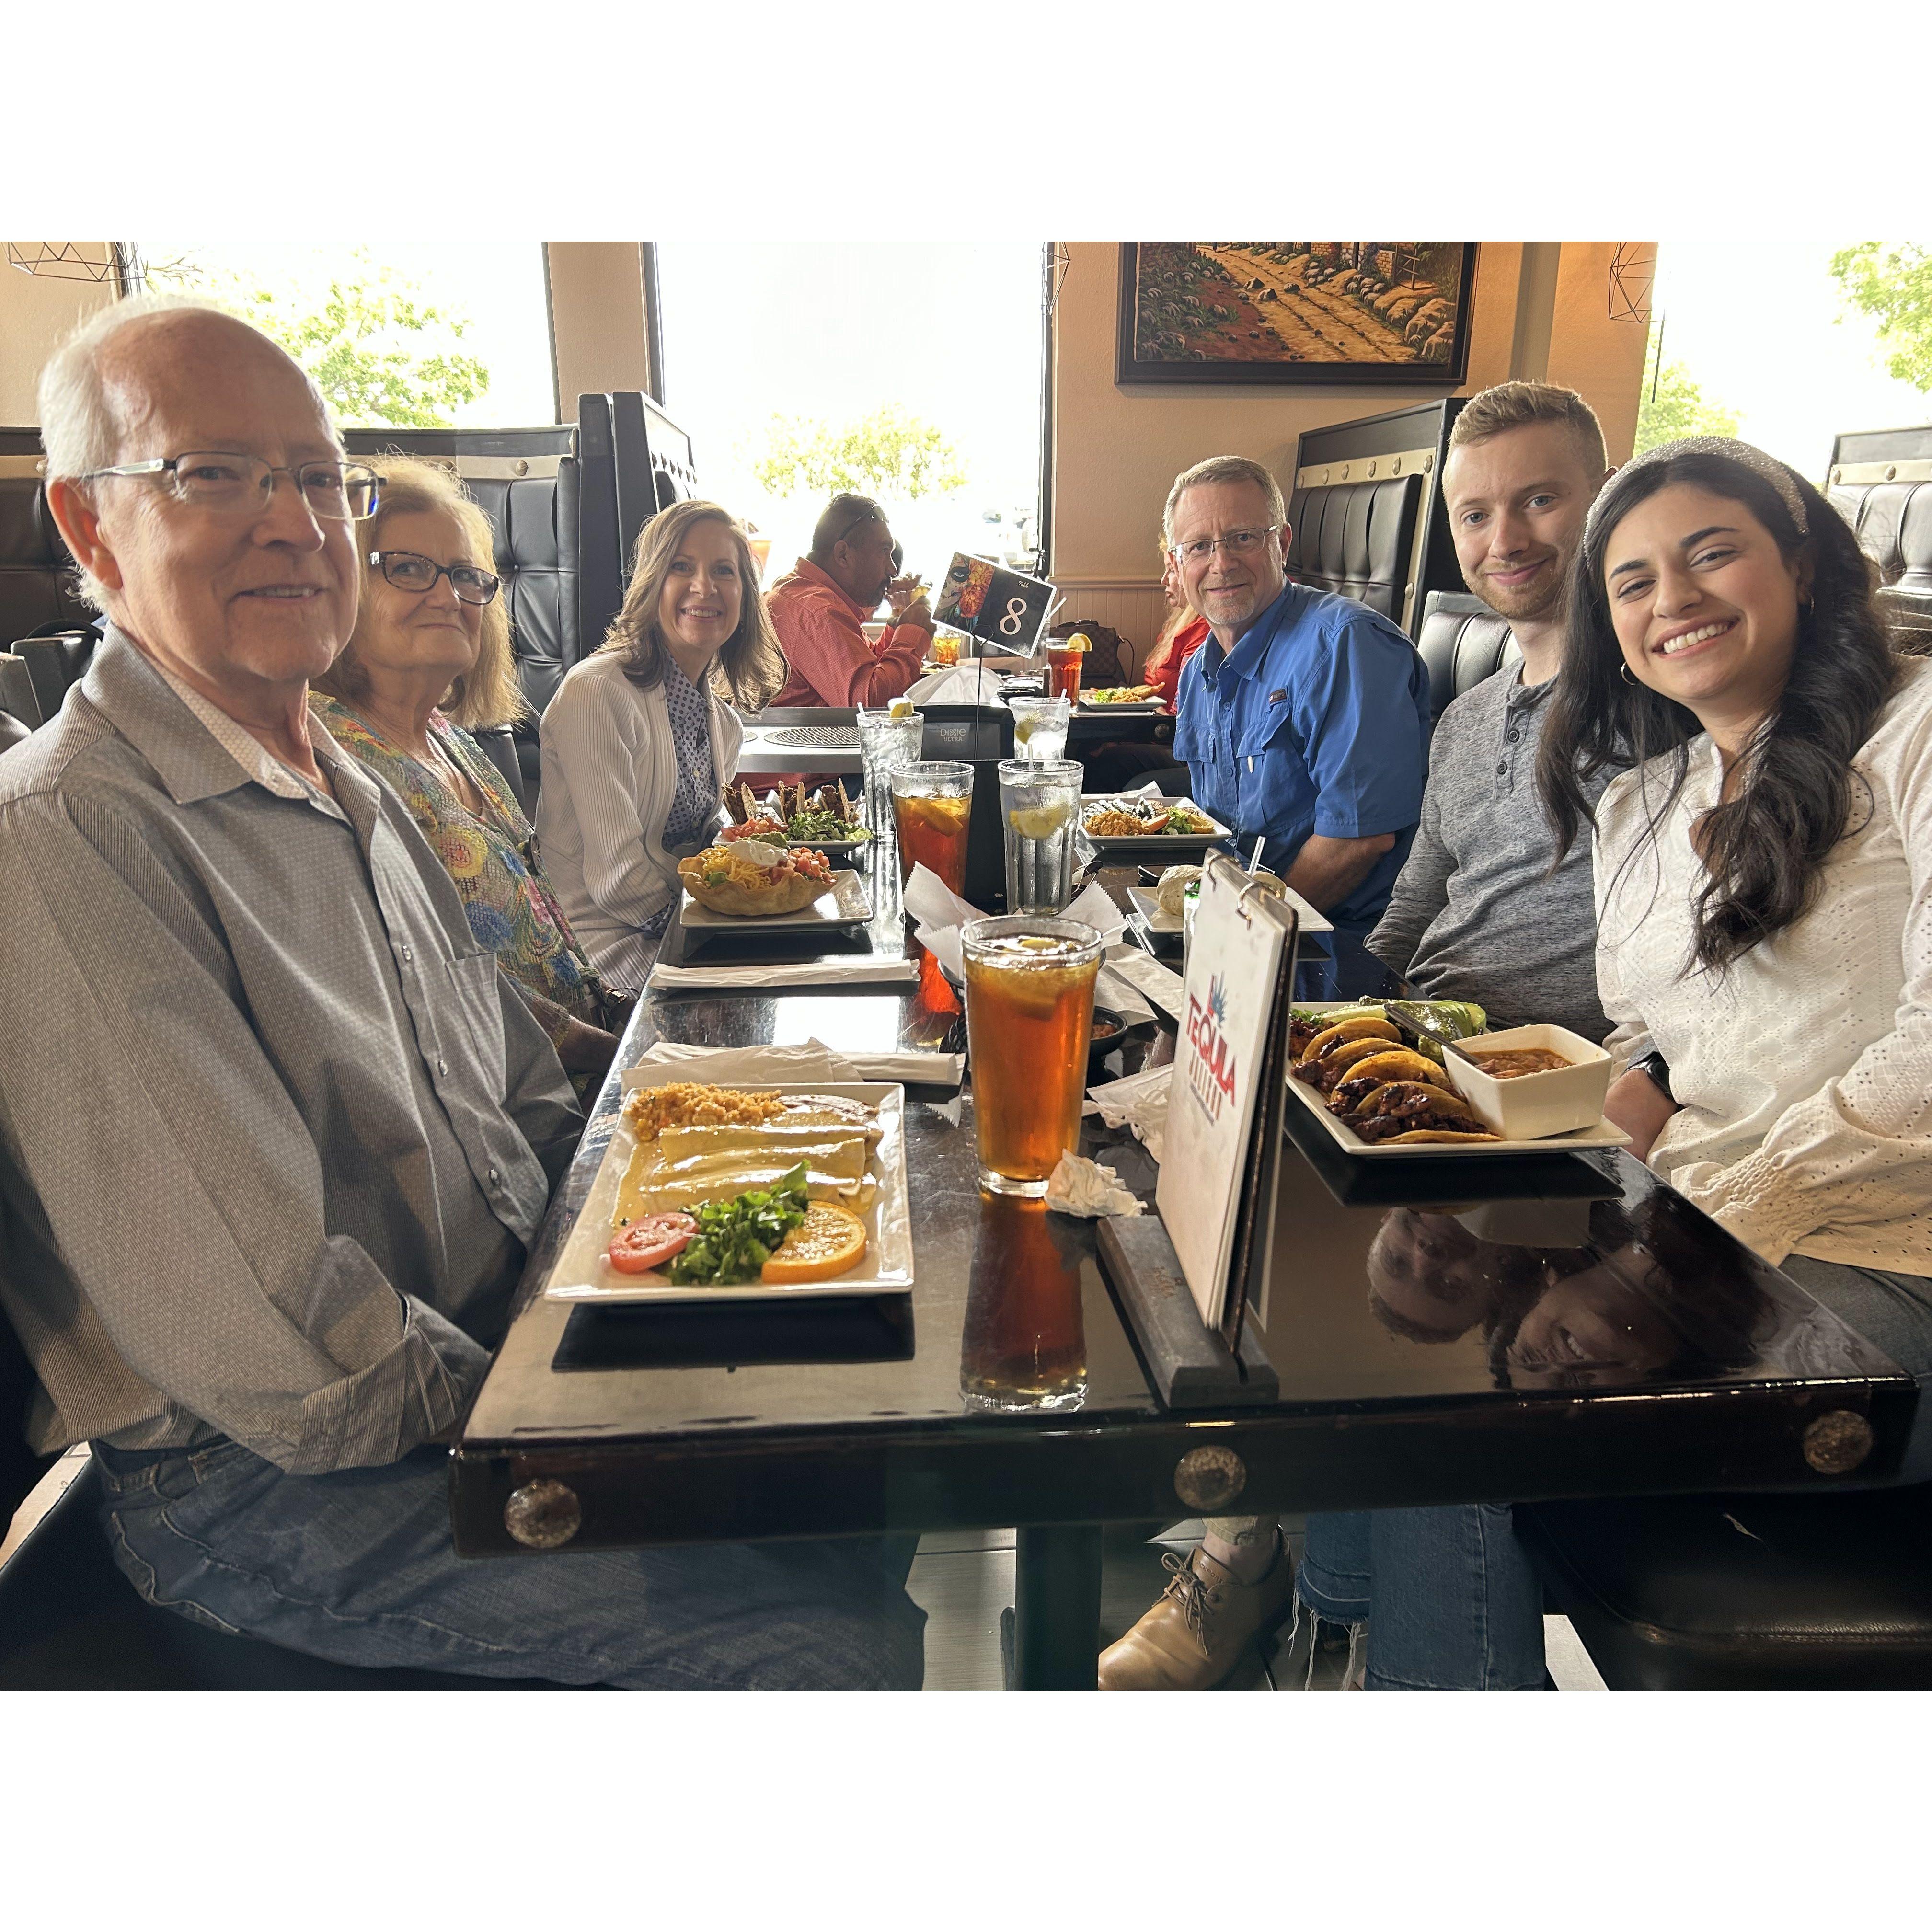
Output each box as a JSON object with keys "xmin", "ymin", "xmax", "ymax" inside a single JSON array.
[{"xmin": 1168, "ymin": 455, "xmax": 1430, "ymax": 938}]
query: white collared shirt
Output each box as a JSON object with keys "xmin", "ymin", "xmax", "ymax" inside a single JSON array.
[
  {"xmin": 151, "ymin": 659, "xmax": 342, "ymax": 809},
  {"xmin": 1595, "ymin": 656, "xmax": 1932, "ymax": 1272}
]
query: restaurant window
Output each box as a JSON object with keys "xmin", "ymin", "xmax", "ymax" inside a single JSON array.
[
  {"xmin": 1635, "ymin": 239, "xmax": 1932, "ymax": 475},
  {"xmin": 133, "ymin": 241, "xmax": 558, "ymax": 429},
  {"xmin": 653, "ymin": 241, "xmax": 1047, "ymax": 587}
]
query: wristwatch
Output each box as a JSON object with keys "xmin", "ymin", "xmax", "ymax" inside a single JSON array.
[{"xmin": 1631, "ymin": 1050, "xmax": 1674, "ymax": 1103}]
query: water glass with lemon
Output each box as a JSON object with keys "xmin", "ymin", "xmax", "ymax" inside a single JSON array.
[
  {"xmin": 999, "ymin": 759, "xmax": 1083, "ymax": 913},
  {"xmin": 1008, "ymin": 694, "xmax": 1070, "ymax": 764}
]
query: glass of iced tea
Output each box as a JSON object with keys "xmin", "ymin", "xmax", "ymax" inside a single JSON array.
[
  {"xmin": 961, "ymin": 1192, "xmax": 1087, "ymax": 1411},
  {"xmin": 1044, "ymin": 635, "xmax": 1087, "ymax": 704},
  {"xmin": 889, "ymin": 760, "xmax": 974, "ymax": 894},
  {"xmin": 962, "ymin": 914, "xmax": 1103, "ymax": 1196}
]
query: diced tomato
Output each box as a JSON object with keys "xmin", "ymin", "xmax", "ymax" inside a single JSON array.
[{"xmin": 606, "ymin": 1212, "xmax": 699, "ymax": 1274}]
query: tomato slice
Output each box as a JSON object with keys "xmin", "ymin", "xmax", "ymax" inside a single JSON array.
[{"xmin": 607, "ymin": 1212, "xmax": 699, "ymax": 1274}]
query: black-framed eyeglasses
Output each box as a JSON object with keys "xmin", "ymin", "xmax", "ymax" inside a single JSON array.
[
  {"xmin": 78, "ymin": 451, "xmax": 382, "ymax": 521},
  {"xmin": 369, "ymin": 549, "xmax": 501, "ymax": 606},
  {"xmin": 1170, "ymin": 524, "xmax": 1282, "ymax": 564}
]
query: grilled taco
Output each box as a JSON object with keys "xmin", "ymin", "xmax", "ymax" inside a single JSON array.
[
  {"xmin": 1342, "ymin": 1080, "xmax": 1497, "ymax": 1142},
  {"xmin": 1327, "ymin": 1049, "xmax": 1453, "ymax": 1113}
]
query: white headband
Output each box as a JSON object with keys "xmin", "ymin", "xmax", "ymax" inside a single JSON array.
[{"xmin": 1587, "ymin": 435, "xmax": 1810, "ymax": 546}]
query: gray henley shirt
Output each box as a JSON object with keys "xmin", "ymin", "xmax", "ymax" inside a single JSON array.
[{"xmin": 1367, "ymin": 660, "xmax": 1613, "ymax": 1041}]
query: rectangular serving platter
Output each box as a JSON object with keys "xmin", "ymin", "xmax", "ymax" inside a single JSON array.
[
  {"xmin": 679, "ymin": 866, "xmax": 873, "ymax": 931},
  {"xmin": 1079, "ymin": 794, "xmax": 1232, "ymax": 861},
  {"xmin": 1283, "ymin": 1003, "xmax": 1631, "ymax": 1159},
  {"xmin": 544, "ymin": 1078, "xmax": 914, "ymax": 1305}
]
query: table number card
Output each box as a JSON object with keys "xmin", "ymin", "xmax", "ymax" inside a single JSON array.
[
  {"xmin": 1155, "ymin": 856, "xmax": 1295, "ymax": 1327},
  {"xmin": 933, "ymin": 552, "xmax": 1055, "ymax": 656}
]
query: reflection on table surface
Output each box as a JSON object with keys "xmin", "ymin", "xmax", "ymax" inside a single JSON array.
[{"xmin": 1255, "ymin": 1153, "xmax": 1898, "ymax": 1403}]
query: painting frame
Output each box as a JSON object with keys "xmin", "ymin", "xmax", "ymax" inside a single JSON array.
[{"xmin": 1115, "ymin": 242, "xmax": 1478, "ymax": 388}]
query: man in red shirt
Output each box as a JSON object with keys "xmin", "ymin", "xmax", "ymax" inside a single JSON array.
[{"xmin": 767, "ymin": 494, "xmax": 933, "ymax": 707}]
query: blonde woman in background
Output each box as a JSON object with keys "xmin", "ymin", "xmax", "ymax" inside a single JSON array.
[
  {"xmin": 538, "ymin": 500, "xmax": 786, "ymax": 989},
  {"xmin": 311, "ymin": 456, "xmax": 625, "ymax": 1087}
]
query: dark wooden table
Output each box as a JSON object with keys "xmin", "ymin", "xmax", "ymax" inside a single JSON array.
[{"xmin": 451, "ymin": 867, "xmax": 1920, "ymax": 1687}]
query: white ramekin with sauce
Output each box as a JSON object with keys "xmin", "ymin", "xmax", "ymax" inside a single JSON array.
[{"xmin": 1444, "ymin": 1025, "xmax": 1612, "ymax": 1140}]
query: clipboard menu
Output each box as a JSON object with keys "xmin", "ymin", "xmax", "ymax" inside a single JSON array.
[{"xmin": 1154, "ymin": 856, "xmax": 1300, "ymax": 1334}]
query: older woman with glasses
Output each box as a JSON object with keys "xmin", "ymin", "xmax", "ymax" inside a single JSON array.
[
  {"xmin": 538, "ymin": 499, "xmax": 787, "ymax": 988},
  {"xmin": 310, "ymin": 456, "xmax": 625, "ymax": 1087}
]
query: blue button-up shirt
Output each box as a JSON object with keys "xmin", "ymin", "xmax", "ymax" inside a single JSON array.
[{"xmin": 1173, "ymin": 581, "xmax": 1431, "ymax": 932}]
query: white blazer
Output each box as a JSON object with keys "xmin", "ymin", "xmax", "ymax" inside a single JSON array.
[{"xmin": 536, "ymin": 651, "xmax": 743, "ymax": 990}]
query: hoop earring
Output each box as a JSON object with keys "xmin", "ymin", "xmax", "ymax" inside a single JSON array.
[{"xmin": 1619, "ymin": 663, "xmax": 1636, "ymax": 686}]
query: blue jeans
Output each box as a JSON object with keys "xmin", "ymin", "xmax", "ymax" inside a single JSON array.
[
  {"xmin": 94, "ymin": 1438, "xmax": 926, "ymax": 1690},
  {"xmin": 1297, "ymin": 1255, "xmax": 1932, "ymax": 1691}
]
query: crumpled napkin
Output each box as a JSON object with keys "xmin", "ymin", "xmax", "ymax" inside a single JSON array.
[
  {"xmin": 1044, "ymin": 1150, "xmax": 1144, "ymax": 1219},
  {"xmin": 902, "ymin": 866, "xmax": 1129, "ymax": 985},
  {"xmin": 1084, "ymin": 1062, "xmax": 1172, "ymax": 1163}
]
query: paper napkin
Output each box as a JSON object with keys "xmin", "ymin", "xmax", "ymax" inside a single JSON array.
[
  {"xmin": 646, "ymin": 957, "xmax": 919, "ymax": 994},
  {"xmin": 1044, "ymin": 1151, "xmax": 1145, "ymax": 1219}
]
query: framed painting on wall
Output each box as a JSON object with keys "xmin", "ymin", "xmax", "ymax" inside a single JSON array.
[{"xmin": 1116, "ymin": 242, "xmax": 1478, "ymax": 386}]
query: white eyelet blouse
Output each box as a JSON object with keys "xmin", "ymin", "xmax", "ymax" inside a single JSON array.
[{"xmin": 1595, "ymin": 656, "xmax": 1932, "ymax": 1273}]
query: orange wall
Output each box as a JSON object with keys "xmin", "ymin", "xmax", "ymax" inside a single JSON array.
[{"xmin": 1048, "ymin": 241, "xmax": 1649, "ymax": 656}]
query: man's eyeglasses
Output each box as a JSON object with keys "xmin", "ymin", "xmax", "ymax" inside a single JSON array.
[
  {"xmin": 1170, "ymin": 524, "xmax": 1282, "ymax": 564},
  {"xmin": 369, "ymin": 550, "xmax": 502, "ymax": 606},
  {"xmin": 78, "ymin": 451, "xmax": 382, "ymax": 522}
]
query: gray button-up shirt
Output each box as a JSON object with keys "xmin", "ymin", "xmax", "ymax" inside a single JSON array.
[
  {"xmin": 1367, "ymin": 660, "xmax": 1614, "ymax": 1041},
  {"xmin": 0, "ymin": 631, "xmax": 582, "ymax": 1473}
]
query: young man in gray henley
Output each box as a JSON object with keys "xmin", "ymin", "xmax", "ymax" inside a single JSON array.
[{"xmin": 1367, "ymin": 381, "xmax": 1615, "ymax": 1041}]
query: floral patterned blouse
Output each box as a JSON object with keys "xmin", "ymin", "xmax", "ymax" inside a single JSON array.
[
  {"xmin": 310, "ymin": 694, "xmax": 610, "ymax": 1048},
  {"xmin": 638, "ymin": 654, "xmax": 721, "ymax": 939}
]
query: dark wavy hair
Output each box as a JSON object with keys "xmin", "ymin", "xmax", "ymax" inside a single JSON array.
[{"xmin": 1538, "ymin": 448, "xmax": 1895, "ymax": 974}]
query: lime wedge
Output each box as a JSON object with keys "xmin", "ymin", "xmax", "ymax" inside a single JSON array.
[{"xmin": 1013, "ymin": 717, "xmax": 1036, "ymax": 746}]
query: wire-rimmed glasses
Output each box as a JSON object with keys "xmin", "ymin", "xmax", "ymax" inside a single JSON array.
[
  {"xmin": 78, "ymin": 451, "xmax": 382, "ymax": 522},
  {"xmin": 1169, "ymin": 523, "xmax": 1283, "ymax": 564}
]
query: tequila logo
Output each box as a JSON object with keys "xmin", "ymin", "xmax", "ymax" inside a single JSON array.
[{"xmin": 1183, "ymin": 971, "xmax": 1240, "ymax": 1124}]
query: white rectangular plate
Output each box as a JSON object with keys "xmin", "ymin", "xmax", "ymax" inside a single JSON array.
[
  {"xmin": 1127, "ymin": 882, "xmax": 1332, "ymax": 938},
  {"xmin": 544, "ymin": 1080, "xmax": 914, "ymax": 1304},
  {"xmin": 1284, "ymin": 1005, "xmax": 1631, "ymax": 1158},
  {"xmin": 1077, "ymin": 697, "xmax": 1165, "ymax": 712},
  {"xmin": 680, "ymin": 866, "xmax": 872, "ymax": 930},
  {"xmin": 1079, "ymin": 794, "xmax": 1232, "ymax": 855}
]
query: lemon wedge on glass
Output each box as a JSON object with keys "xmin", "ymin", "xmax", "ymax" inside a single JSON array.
[
  {"xmin": 1013, "ymin": 716, "xmax": 1036, "ymax": 746},
  {"xmin": 1008, "ymin": 803, "xmax": 1072, "ymax": 840}
]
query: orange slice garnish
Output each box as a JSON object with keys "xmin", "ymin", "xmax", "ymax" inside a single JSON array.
[{"xmin": 760, "ymin": 1202, "xmax": 868, "ymax": 1284}]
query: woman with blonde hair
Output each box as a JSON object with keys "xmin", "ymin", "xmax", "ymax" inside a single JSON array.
[
  {"xmin": 312, "ymin": 455, "xmax": 625, "ymax": 1086},
  {"xmin": 538, "ymin": 499, "xmax": 785, "ymax": 987}
]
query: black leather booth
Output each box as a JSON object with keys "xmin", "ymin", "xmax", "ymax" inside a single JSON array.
[
  {"xmin": 1286, "ymin": 400, "xmax": 1472, "ymax": 637},
  {"xmin": 1827, "ymin": 424, "xmax": 1932, "ymax": 653},
  {"xmin": 0, "ymin": 430, "xmax": 91, "ymax": 652},
  {"xmin": 1414, "ymin": 589, "xmax": 1519, "ymax": 727},
  {"xmin": 1518, "ymin": 1483, "xmax": 1932, "ymax": 1690}
]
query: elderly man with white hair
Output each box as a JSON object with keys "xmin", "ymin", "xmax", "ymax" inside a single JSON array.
[{"xmin": 0, "ymin": 300, "xmax": 925, "ymax": 1688}]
